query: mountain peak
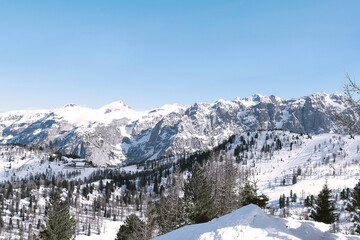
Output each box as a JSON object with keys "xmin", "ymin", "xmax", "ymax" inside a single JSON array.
[
  {"xmin": 100, "ymin": 101, "xmax": 131, "ymax": 113},
  {"xmin": 63, "ymin": 103, "xmax": 78, "ymax": 108},
  {"xmin": 252, "ymin": 93, "xmax": 263, "ymax": 101}
]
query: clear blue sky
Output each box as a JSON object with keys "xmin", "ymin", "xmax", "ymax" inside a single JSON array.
[{"xmin": 0, "ymin": 0, "xmax": 359, "ymax": 112}]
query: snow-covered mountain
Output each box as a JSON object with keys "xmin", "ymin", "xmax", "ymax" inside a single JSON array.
[
  {"xmin": 0, "ymin": 93, "xmax": 355, "ymax": 166},
  {"xmin": 153, "ymin": 204, "xmax": 359, "ymax": 240}
]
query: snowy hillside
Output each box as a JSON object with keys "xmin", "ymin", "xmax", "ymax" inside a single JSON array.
[
  {"xmin": 0, "ymin": 144, "xmax": 99, "ymax": 182},
  {"xmin": 0, "ymin": 93, "xmax": 356, "ymax": 166},
  {"xmin": 154, "ymin": 204, "xmax": 359, "ymax": 240},
  {"xmin": 0, "ymin": 130, "xmax": 360, "ymax": 239}
]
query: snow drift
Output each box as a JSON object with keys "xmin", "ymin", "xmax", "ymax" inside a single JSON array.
[{"xmin": 153, "ymin": 204, "xmax": 360, "ymax": 240}]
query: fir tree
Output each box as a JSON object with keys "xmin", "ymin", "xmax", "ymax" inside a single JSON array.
[
  {"xmin": 39, "ymin": 189, "xmax": 76, "ymax": 240},
  {"xmin": 346, "ymin": 179, "xmax": 360, "ymax": 233},
  {"xmin": 184, "ymin": 162, "xmax": 215, "ymax": 223},
  {"xmin": 0, "ymin": 214, "xmax": 3, "ymax": 233},
  {"xmin": 153, "ymin": 177, "xmax": 159, "ymax": 195},
  {"xmin": 310, "ymin": 182, "xmax": 337, "ymax": 224},
  {"xmin": 88, "ymin": 223, "xmax": 91, "ymax": 236},
  {"xmin": 116, "ymin": 214, "xmax": 145, "ymax": 240},
  {"xmin": 279, "ymin": 194, "xmax": 285, "ymax": 209},
  {"xmin": 239, "ymin": 180, "xmax": 269, "ymax": 208},
  {"xmin": 28, "ymin": 224, "xmax": 33, "ymax": 240}
]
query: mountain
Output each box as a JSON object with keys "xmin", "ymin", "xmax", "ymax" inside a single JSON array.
[
  {"xmin": 153, "ymin": 204, "xmax": 359, "ymax": 240},
  {"xmin": 0, "ymin": 93, "xmax": 355, "ymax": 166}
]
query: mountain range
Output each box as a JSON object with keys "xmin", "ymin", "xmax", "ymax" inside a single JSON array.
[{"xmin": 0, "ymin": 93, "xmax": 355, "ymax": 166}]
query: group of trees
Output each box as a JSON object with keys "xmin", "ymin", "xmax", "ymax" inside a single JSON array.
[
  {"xmin": 309, "ymin": 178, "xmax": 360, "ymax": 234},
  {"xmin": 277, "ymin": 178, "xmax": 360, "ymax": 235},
  {"xmin": 116, "ymin": 151, "xmax": 270, "ymax": 239}
]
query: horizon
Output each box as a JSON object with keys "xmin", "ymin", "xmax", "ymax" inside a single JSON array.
[{"xmin": 0, "ymin": 91, "xmax": 343, "ymax": 113}]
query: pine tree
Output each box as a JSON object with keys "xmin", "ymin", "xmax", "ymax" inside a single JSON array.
[
  {"xmin": 39, "ymin": 189, "xmax": 76, "ymax": 240},
  {"xmin": 37, "ymin": 219, "xmax": 41, "ymax": 229},
  {"xmin": 346, "ymin": 179, "xmax": 360, "ymax": 233},
  {"xmin": 88, "ymin": 223, "xmax": 91, "ymax": 236},
  {"xmin": 239, "ymin": 180, "xmax": 269, "ymax": 208},
  {"xmin": 310, "ymin": 183, "xmax": 337, "ymax": 224},
  {"xmin": 279, "ymin": 194, "xmax": 285, "ymax": 209},
  {"xmin": 153, "ymin": 177, "xmax": 159, "ymax": 195},
  {"xmin": 28, "ymin": 224, "xmax": 33, "ymax": 240},
  {"xmin": 116, "ymin": 214, "xmax": 145, "ymax": 240},
  {"xmin": 0, "ymin": 214, "xmax": 3, "ymax": 232},
  {"xmin": 184, "ymin": 162, "xmax": 214, "ymax": 223}
]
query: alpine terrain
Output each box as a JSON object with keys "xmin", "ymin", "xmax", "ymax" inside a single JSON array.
[{"xmin": 0, "ymin": 93, "xmax": 354, "ymax": 166}]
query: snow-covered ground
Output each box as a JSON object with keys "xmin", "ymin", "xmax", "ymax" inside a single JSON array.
[
  {"xmin": 76, "ymin": 219, "xmax": 122, "ymax": 240},
  {"xmin": 154, "ymin": 204, "xmax": 360, "ymax": 240}
]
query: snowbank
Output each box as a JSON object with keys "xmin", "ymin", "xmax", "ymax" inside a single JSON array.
[{"xmin": 153, "ymin": 204, "xmax": 360, "ymax": 240}]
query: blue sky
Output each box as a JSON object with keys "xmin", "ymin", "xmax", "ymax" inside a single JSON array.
[{"xmin": 0, "ymin": 1, "xmax": 359, "ymax": 112}]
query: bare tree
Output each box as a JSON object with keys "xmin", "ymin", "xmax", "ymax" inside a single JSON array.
[{"xmin": 335, "ymin": 73, "xmax": 360, "ymax": 133}]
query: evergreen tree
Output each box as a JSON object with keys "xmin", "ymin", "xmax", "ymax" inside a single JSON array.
[
  {"xmin": 279, "ymin": 194, "xmax": 285, "ymax": 209},
  {"xmin": 28, "ymin": 224, "xmax": 33, "ymax": 240},
  {"xmin": 310, "ymin": 183, "xmax": 337, "ymax": 224},
  {"xmin": 88, "ymin": 223, "xmax": 91, "ymax": 236},
  {"xmin": 0, "ymin": 214, "xmax": 3, "ymax": 232},
  {"xmin": 184, "ymin": 162, "xmax": 214, "ymax": 223},
  {"xmin": 8, "ymin": 217, "xmax": 13, "ymax": 231},
  {"xmin": 153, "ymin": 177, "xmax": 159, "ymax": 195},
  {"xmin": 239, "ymin": 180, "xmax": 269, "ymax": 208},
  {"xmin": 346, "ymin": 179, "xmax": 360, "ymax": 233},
  {"xmin": 116, "ymin": 214, "xmax": 145, "ymax": 240},
  {"xmin": 39, "ymin": 189, "xmax": 76, "ymax": 240},
  {"xmin": 304, "ymin": 196, "xmax": 310, "ymax": 207}
]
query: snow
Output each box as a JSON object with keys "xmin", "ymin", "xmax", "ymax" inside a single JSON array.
[
  {"xmin": 55, "ymin": 103, "xmax": 144, "ymax": 127},
  {"xmin": 100, "ymin": 101, "xmax": 131, "ymax": 112},
  {"xmin": 147, "ymin": 104, "xmax": 185, "ymax": 116},
  {"xmin": 76, "ymin": 219, "xmax": 122, "ymax": 240},
  {"xmin": 154, "ymin": 204, "xmax": 360, "ymax": 240}
]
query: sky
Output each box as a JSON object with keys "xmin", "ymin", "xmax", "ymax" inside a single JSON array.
[{"xmin": 0, "ymin": 0, "xmax": 359, "ymax": 112}]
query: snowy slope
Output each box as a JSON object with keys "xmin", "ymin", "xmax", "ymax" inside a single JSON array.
[
  {"xmin": 0, "ymin": 144, "xmax": 100, "ymax": 182},
  {"xmin": 153, "ymin": 204, "xmax": 359, "ymax": 240}
]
